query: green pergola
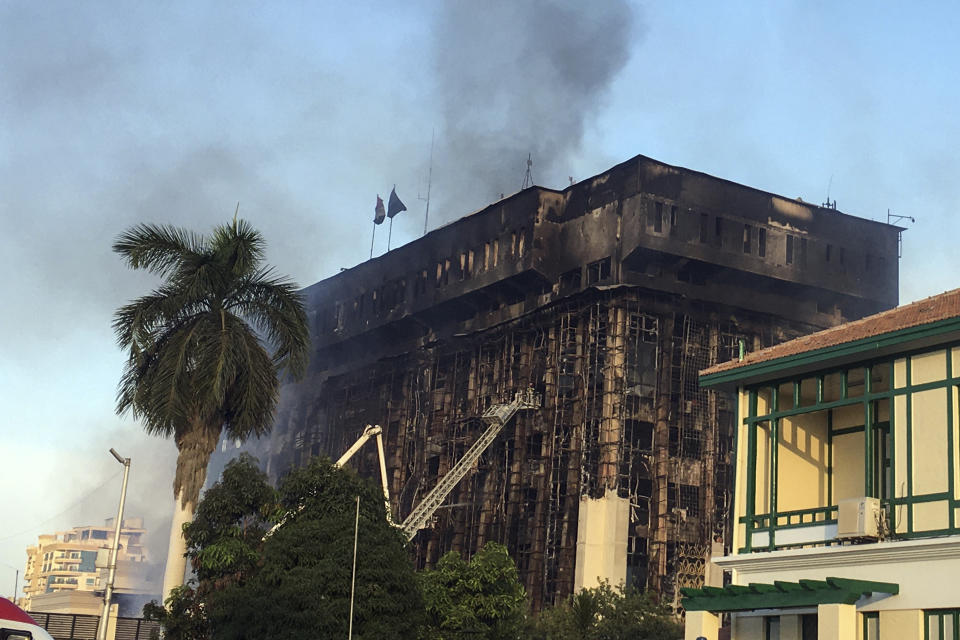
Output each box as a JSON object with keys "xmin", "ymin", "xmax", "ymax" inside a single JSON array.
[{"xmin": 681, "ymin": 577, "xmax": 899, "ymax": 612}]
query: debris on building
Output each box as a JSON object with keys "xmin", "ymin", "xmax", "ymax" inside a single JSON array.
[{"xmin": 214, "ymin": 153, "xmax": 900, "ymax": 610}]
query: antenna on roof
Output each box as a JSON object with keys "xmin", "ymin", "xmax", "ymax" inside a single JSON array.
[
  {"xmin": 821, "ymin": 175, "xmax": 837, "ymax": 210},
  {"xmin": 418, "ymin": 129, "xmax": 435, "ymax": 236},
  {"xmin": 521, "ymin": 153, "xmax": 533, "ymax": 189},
  {"xmin": 886, "ymin": 208, "xmax": 915, "ymax": 260}
]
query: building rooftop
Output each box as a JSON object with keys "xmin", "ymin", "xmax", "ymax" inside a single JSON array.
[{"xmin": 700, "ymin": 288, "xmax": 960, "ymax": 386}]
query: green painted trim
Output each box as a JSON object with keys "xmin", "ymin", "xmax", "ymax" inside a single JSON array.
[
  {"xmin": 681, "ymin": 576, "xmax": 899, "ymax": 613},
  {"xmin": 948, "ymin": 349, "xmax": 955, "ymax": 531},
  {"xmin": 862, "ymin": 611, "xmax": 879, "ymax": 640},
  {"xmin": 745, "ymin": 412, "xmax": 759, "ymax": 553},
  {"xmin": 770, "ymin": 412, "xmax": 779, "ymax": 551},
  {"xmin": 699, "ymin": 316, "xmax": 960, "ymax": 388},
  {"xmin": 828, "ymin": 408, "xmax": 834, "ymax": 505},
  {"xmin": 865, "ymin": 394, "xmax": 874, "ymax": 498},
  {"xmin": 833, "ymin": 425, "xmax": 866, "ymax": 436},
  {"xmin": 907, "ymin": 357, "xmax": 914, "ymax": 533},
  {"xmin": 888, "ymin": 491, "xmax": 950, "ymax": 504}
]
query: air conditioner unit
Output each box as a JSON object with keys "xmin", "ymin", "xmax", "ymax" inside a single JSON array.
[{"xmin": 837, "ymin": 497, "xmax": 881, "ymax": 539}]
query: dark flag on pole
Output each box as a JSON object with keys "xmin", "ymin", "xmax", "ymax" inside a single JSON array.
[
  {"xmin": 374, "ymin": 195, "xmax": 386, "ymax": 224},
  {"xmin": 387, "ymin": 187, "xmax": 407, "ymax": 218}
]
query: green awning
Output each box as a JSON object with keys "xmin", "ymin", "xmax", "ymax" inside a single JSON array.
[{"xmin": 681, "ymin": 577, "xmax": 899, "ymax": 612}]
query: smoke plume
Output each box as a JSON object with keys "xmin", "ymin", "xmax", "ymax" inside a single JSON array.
[{"xmin": 429, "ymin": 0, "xmax": 636, "ymax": 219}]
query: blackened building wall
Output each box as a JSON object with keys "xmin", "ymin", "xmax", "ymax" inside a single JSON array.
[{"xmin": 211, "ymin": 153, "xmax": 900, "ymax": 609}]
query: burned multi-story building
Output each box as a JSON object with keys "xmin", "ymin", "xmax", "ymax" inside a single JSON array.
[{"xmin": 218, "ymin": 153, "xmax": 900, "ymax": 609}]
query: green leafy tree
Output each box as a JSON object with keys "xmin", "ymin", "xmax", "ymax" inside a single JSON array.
[
  {"xmin": 206, "ymin": 457, "xmax": 423, "ymax": 640},
  {"xmin": 142, "ymin": 584, "xmax": 207, "ymax": 640},
  {"xmin": 112, "ymin": 218, "xmax": 309, "ymax": 599},
  {"xmin": 418, "ymin": 542, "xmax": 528, "ymax": 640},
  {"xmin": 184, "ymin": 454, "xmax": 277, "ymax": 589},
  {"xmin": 144, "ymin": 455, "xmax": 277, "ymax": 639},
  {"xmin": 531, "ymin": 582, "xmax": 682, "ymax": 640}
]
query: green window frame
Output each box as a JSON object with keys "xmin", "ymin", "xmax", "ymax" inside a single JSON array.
[
  {"xmin": 863, "ymin": 611, "xmax": 879, "ymax": 640},
  {"xmin": 765, "ymin": 615, "xmax": 781, "ymax": 640},
  {"xmin": 925, "ymin": 609, "xmax": 960, "ymax": 640}
]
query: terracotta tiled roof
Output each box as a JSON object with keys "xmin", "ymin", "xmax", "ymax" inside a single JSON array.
[{"xmin": 701, "ymin": 288, "xmax": 960, "ymax": 377}]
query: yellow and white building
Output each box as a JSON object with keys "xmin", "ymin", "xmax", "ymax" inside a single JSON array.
[
  {"xmin": 20, "ymin": 518, "xmax": 150, "ymax": 613},
  {"xmin": 685, "ymin": 289, "xmax": 960, "ymax": 640}
]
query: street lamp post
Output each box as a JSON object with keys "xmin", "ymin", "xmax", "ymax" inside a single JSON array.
[{"xmin": 97, "ymin": 448, "xmax": 130, "ymax": 640}]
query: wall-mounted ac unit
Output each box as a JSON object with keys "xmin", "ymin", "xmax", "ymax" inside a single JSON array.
[{"xmin": 837, "ymin": 497, "xmax": 881, "ymax": 539}]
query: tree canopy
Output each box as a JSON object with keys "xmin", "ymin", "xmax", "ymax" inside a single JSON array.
[
  {"xmin": 418, "ymin": 542, "xmax": 528, "ymax": 640},
  {"xmin": 147, "ymin": 455, "xmax": 423, "ymax": 640},
  {"xmin": 530, "ymin": 582, "xmax": 683, "ymax": 640}
]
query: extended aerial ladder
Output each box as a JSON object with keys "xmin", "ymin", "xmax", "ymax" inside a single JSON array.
[
  {"xmin": 399, "ymin": 388, "xmax": 541, "ymax": 539},
  {"xmin": 273, "ymin": 388, "xmax": 541, "ymax": 540}
]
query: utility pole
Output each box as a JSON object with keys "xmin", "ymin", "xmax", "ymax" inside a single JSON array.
[
  {"xmin": 348, "ymin": 496, "xmax": 360, "ymax": 640},
  {"xmin": 97, "ymin": 449, "xmax": 130, "ymax": 640}
]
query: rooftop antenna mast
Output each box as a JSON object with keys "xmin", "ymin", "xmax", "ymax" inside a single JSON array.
[
  {"xmin": 821, "ymin": 175, "xmax": 837, "ymax": 210},
  {"xmin": 521, "ymin": 153, "xmax": 533, "ymax": 189},
  {"xmin": 886, "ymin": 208, "xmax": 915, "ymax": 259},
  {"xmin": 419, "ymin": 129, "xmax": 434, "ymax": 236}
]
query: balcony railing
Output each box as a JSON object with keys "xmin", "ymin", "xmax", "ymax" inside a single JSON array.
[{"xmin": 740, "ymin": 505, "xmax": 839, "ymax": 551}]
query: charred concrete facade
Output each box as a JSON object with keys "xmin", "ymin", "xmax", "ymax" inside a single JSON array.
[{"xmin": 221, "ymin": 154, "xmax": 900, "ymax": 609}]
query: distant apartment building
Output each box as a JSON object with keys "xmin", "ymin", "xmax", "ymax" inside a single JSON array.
[{"xmin": 20, "ymin": 518, "xmax": 157, "ymax": 616}]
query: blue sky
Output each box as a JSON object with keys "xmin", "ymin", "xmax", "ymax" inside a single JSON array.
[{"xmin": 1, "ymin": 1, "xmax": 957, "ymax": 596}]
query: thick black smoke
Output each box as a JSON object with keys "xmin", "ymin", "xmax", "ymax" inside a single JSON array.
[{"xmin": 429, "ymin": 0, "xmax": 636, "ymax": 218}]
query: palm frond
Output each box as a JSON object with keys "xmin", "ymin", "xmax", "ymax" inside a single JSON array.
[
  {"xmin": 112, "ymin": 223, "xmax": 205, "ymax": 276},
  {"xmin": 211, "ymin": 218, "xmax": 265, "ymax": 278},
  {"xmin": 227, "ymin": 270, "xmax": 310, "ymax": 377}
]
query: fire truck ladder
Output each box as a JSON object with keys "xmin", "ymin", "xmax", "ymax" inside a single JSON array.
[{"xmin": 400, "ymin": 388, "xmax": 542, "ymax": 540}]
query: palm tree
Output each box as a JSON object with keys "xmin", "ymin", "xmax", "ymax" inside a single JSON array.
[{"xmin": 112, "ymin": 218, "xmax": 309, "ymax": 601}]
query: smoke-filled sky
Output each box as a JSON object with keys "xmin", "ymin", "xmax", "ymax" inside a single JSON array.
[{"xmin": 2, "ymin": 1, "xmax": 958, "ymax": 597}]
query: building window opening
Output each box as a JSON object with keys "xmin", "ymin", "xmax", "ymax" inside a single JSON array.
[
  {"xmin": 925, "ymin": 609, "xmax": 959, "ymax": 640},
  {"xmin": 743, "ymin": 224, "xmax": 752, "ymax": 253},
  {"xmin": 758, "ymin": 227, "xmax": 767, "ymax": 257},
  {"xmin": 669, "ymin": 205, "xmax": 678, "ymax": 236},
  {"xmin": 786, "ymin": 235, "xmax": 794, "ymax": 264},
  {"xmin": 765, "ymin": 615, "xmax": 781, "ymax": 640},
  {"xmin": 586, "ymin": 257, "xmax": 611, "ymax": 285},
  {"xmin": 653, "ymin": 201, "xmax": 663, "ymax": 233},
  {"xmin": 559, "ymin": 267, "xmax": 582, "ymax": 291}
]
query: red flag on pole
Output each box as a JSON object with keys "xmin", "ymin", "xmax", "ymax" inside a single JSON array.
[{"xmin": 374, "ymin": 195, "xmax": 386, "ymax": 224}]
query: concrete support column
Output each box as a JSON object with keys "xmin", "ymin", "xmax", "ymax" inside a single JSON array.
[
  {"xmin": 733, "ymin": 615, "xmax": 763, "ymax": 640},
  {"xmin": 818, "ymin": 604, "xmax": 856, "ymax": 640},
  {"xmin": 780, "ymin": 614, "xmax": 803, "ymax": 640},
  {"xmin": 879, "ymin": 610, "xmax": 923, "ymax": 640},
  {"xmin": 684, "ymin": 610, "xmax": 720, "ymax": 640}
]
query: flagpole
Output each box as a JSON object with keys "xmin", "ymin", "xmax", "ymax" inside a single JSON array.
[
  {"xmin": 387, "ymin": 217, "xmax": 394, "ymax": 252},
  {"xmin": 369, "ymin": 222, "xmax": 377, "ymax": 260}
]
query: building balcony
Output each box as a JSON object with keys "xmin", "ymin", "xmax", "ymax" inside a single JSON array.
[{"xmin": 734, "ymin": 349, "xmax": 960, "ymax": 555}]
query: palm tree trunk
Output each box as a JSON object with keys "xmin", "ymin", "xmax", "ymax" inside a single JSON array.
[
  {"xmin": 162, "ymin": 417, "xmax": 221, "ymax": 603},
  {"xmin": 161, "ymin": 488, "xmax": 194, "ymax": 600}
]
